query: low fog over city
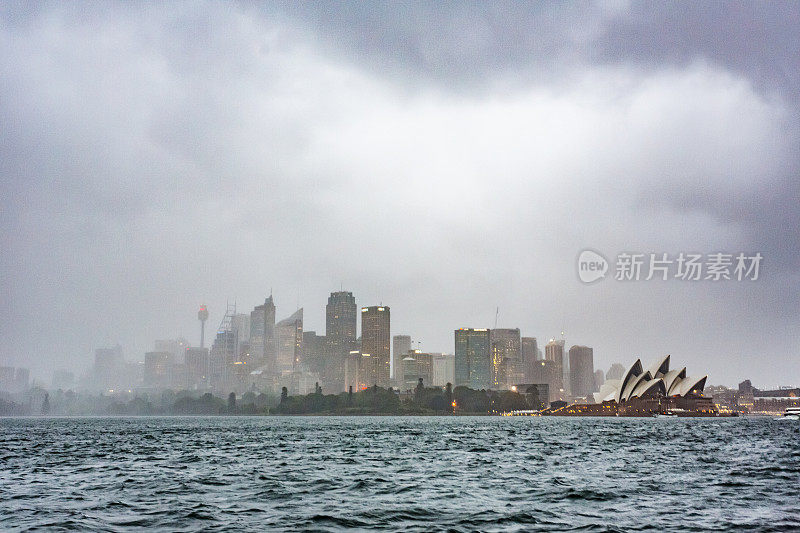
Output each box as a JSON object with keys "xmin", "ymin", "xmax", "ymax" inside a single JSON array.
[{"xmin": 2, "ymin": 2, "xmax": 799, "ymax": 390}]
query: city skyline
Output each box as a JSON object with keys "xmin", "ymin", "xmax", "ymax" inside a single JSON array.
[{"xmin": 2, "ymin": 3, "xmax": 799, "ymax": 388}]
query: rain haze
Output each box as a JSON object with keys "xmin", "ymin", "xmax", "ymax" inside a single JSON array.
[{"xmin": 1, "ymin": 1, "xmax": 799, "ymax": 388}]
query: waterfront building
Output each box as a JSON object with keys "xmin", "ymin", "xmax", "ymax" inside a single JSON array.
[
  {"xmin": 94, "ymin": 345, "xmax": 124, "ymax": 391},
  {"xmin": 392, "ymin": 335, "xmax": 411, "ymax": 380},
  {"xmin": 511, "ymin": 383, "xmax": 550, "ymax": 410},
  {"xmin": 144, "ymin": 351, "xmax": 173, "ymax": 389},
  {"xmin": 521, "ymin": 337, "xmax": 539, "ymax": 382},
  {"xmin": 344, "ymin": 349, "xmax": 361, "ymax": 392},
  {"xmin": 154, "ymin": 338, "xmax": 189, "ymax": 365},
  {"xmin": 361, "ymin": 306, "xmax": 391, "ymax": 387},
  {"xmin": 568, "ymin": 345, "xmax": 595, "ymax": 399},
  {"xmin": 413, "ymin": 351, "xmax": 434, "ymax": 386},
  {"xmin": 454, "ymin": 328, "xmax": 491, "ymax": 389},
  {"xmin": 529, "ymin": 359, "xmax": 563, "ymax": 402},
  {"xmin": 490, "ymin": 328, "xmax": 521, "ymax": 389},
  {"xmin": 432, "ymin": 353, "xmax": 455, "ymax": 386},
  {"xmin": 276, "ymin": 309, "xmax": 303, "ymax": 373},
  {"xmin": 209, "ymin": 329, "xmax": 237, "ymax": 390},
  {"xmin": 750, "ymin": 387, "xmax": 800, "ymax": 414},
  {"xmin": 184, "ymin": 347, "xmax": 209, "ymax": 389},
  {"xmin": 401, "ymin": 355, "xmax": 419, "ymax": 391},
  {"xmin": 325, "ymin": 291, "xmax": 357, "ymax": 391},
  {"xmin": 302, "ymin": 330, "xmax": 327, "ymax": 378},
  {"xmin": 250, "ymin": 296, "xmax": 276, "ymax": 369},
  {"xmin": 544, "ymin": 339, "xmax": 565, "ymax": 395},
  {"xmin": 591, "ymin": 355, "xmax": 713, "ymax": 416}
]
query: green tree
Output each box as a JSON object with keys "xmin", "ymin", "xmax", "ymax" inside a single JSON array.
[
  {"xmin": 280, "ymin": 387, "xmax": 288, "ymax": 404},
  {"xmin": 228, "ymin": 392, "xmax": 236, "ymax": 411}
]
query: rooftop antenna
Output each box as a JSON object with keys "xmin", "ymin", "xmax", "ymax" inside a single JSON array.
[{"xmin": 494, "ymin": 307, "xmax": 499, "ymax": 329}]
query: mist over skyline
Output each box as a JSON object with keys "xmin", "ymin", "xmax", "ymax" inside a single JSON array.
[{"xmin": 2, "ymin": 2, "xmax": 799, "ymax": 387}]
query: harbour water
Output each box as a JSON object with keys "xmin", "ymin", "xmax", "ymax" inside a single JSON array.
[{"xmin": 1, "ymin": 416, "xmax": 798, "ymax": 531}]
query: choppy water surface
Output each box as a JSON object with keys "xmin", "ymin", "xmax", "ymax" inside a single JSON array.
[{"xmin": 1, "ymin": 416, "xmax": 798, "ymax": 531}]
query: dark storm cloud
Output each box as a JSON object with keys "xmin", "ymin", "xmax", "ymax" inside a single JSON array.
[
  {"xmin": 268, "ymin": 1, "xmax": 800, "ymax": 272},
  {"xmin": 0, "ymin": 1, "xmax": 798, "ymax": 386}
]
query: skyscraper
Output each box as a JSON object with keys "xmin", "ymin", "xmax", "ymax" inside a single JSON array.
[
  {"xmin": 490, "ymin": 328, "xmax": 521, "ymax": 389},
  {"xmin": 522, "ymin": 336, "xmax": 539, "ymax": 383},
  {"xmin": 454, "ymin": 328, "xmax": 491, "ymax": 389},
  {"xmin": 185, "ymin": 347, "xmax": 209, "ymax": 389},
  {"xmin": 522, "ymin": 337, "xmax": 539, "ymax": 362},
  {"xmin": 529, "ymin": 359, "xmax": 561, "ymax": 403},
  {"xmin": 432, "ymin": 353, "xmax": 456, "ymax": 386},
  {"xmin": 392, "ymin": 335, "xmax": 411, "ymax": 380},
  {"xmin": 325, "ymin": 291, "xmax": 357, "ymax": 391},
  {"xmin": 361, "ymin": 306, "xmax": 391, "ymax": 387},
  {"xmin": 250, "ymin": 296, "xmax": 276, "ymax": 369},
  {"xmin": 94, "ymin": 345, "xmax": 123, "ymax": 391},
  {"xmin": 545, "ymin": 339, "xmax": 565, "ymax": 394},
  {"xmin": 301, "ymin": 330, "xmax": 326, "ymax": 378},
  {"xmin": 144, "ymin": 351, "xmax": 173, "ymax": 389},
  {"xmin": 276, "ymin": 309, "xmax": 303, "ymax": 373},
  {"xmin": 568, "ymin": 345, "xmax": 595, "ymax": 399}
]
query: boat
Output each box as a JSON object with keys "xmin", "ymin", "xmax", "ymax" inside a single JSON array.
[
  {"xmin": 781, "ymin": 406, "xmax": 800, "ymax": 420},
  {"xmin": 654, "ymin": 412, "xmax": 678, "ymax": 418}
]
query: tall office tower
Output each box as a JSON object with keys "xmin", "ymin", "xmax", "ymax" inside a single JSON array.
[
  {"xmin": 144, "ymin": 351, "xmax": 173, "ymax": 389},
  {"xmin": 521, "ymin": 336, "xmax": 539, "ymax": 382},
  {"xmin": 302, "ymin": 331, "xmax": 327, "ymax": 378},
  {"xmin": 568, "ymin": 345, "xmax": 595, "ymax": 399},
  {"xmin": 231, "ymin": 313, "xmax": 251, "ymax": 362},
  {"xmin": 344, "ymin": 349, "xmax": 361, "ymax": 392},
  {"xmin": 276, "ymin": 309, "xmax": 303, "ymax": 373},
  {"xmin": 392, "ymin": 335, "xmax": 411, "ymax": 380},
  {"xmin": 185, "ymin": 347, "xmax": 209, "ymax": 389},
  {"xmin": 544, "ymin": 339, "xmax": 565, "ymax": 394},
  {"xmin": 432, "ymin": 353, "xmax": 456, "ymax": 386},
  {"xmin": 490, "ymin": 328, "xmax": 521, "ymax": 389},
  {"xmin": 529, "ymin": 359, "xmax": 562, "ymax": 403},
  {"xmin": 154, "ymin": 338, "xmax": 189, "ymax": 365},
  {"xmin": 522, "ymin": 337, "xmax": 539, "ymax": 362},
  {"xmin": 250, "ymin": 296, "xmax": 276, "ymax": 369},
  {"xmin": 360, "ymin": 306, "xmax": 391, "ymax": 387},
  {"xmin": 413, "ymin": 351, "xmax": 433, "ymax": 386},
  {"xmin": 94, "ymin": 345, "xmax": 124, "ymax": 391},
  {"xmin": 594, "ymin": 369, "xmax": 605, "ymax": 391},
  {"xmin": 401, "ymin": 354, "xmax": 418, "ymax": 390},
  {"xmin": 209, "ymin": 329, "xmax": 237, "ymax": 389},
  {"xmin": 454, "ymin": 328, "xmax": 491, "ymax": 389},
  {"xmin": 325, "ymin": 291, "xmax": 357, "ymax": 391},
  {"xmin": 606, "ymin": 363, "xmax": 626, "ymax": 381}
]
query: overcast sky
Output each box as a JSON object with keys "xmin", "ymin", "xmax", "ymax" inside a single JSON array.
[{"xmin": 2, "ymin": 1, "xmax": 798, "ymax": 387}]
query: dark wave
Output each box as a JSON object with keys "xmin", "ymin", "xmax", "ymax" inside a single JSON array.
[{"xmin": 0, "ymin": 416, "xmax": 798, "ymax": 531}]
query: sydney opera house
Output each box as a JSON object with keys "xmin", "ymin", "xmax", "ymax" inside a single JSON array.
[{"xmin": 554, "ymin": 355, "xmax": 718, "ymax": 416}]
